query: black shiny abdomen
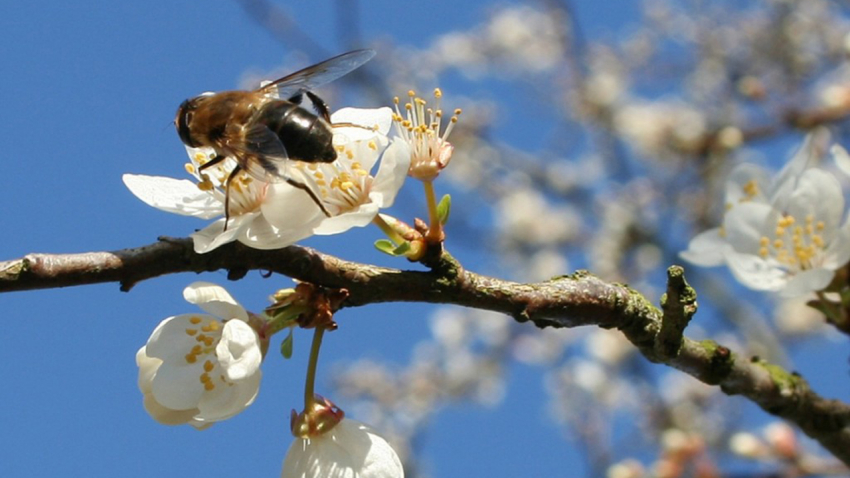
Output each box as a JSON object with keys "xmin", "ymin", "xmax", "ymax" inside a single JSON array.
[{"xmin": 255, "ymin": 100, "xmax": 337, "ymax": 163}]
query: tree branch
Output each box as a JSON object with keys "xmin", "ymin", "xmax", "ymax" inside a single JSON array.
[{"xmin": 1, "ymin": 238, "xmax": 849, "ymax": 465}]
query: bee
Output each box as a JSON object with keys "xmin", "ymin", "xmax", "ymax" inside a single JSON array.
[{"xmin": 174, "ymin": 49, "xmax": 376, "ymax": 229}]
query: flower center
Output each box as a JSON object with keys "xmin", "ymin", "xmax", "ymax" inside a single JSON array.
[
  {"xmin": 393, "ymin": 89, "xmax": 460, "ymax": 181},
  {"xmin": 182, "ymin": 315, "xmax": 229, "ymax": 391},
  {"xmin": 186, "ymin": 151, "xmax": 268, "ymax": 217},
  {"xmin": 758, "ymin": 214, "xmax": 826, "ymax": 270},
  {"xmin": 297, "ymin": 150, "xmax": 374, "ymax": 214}
]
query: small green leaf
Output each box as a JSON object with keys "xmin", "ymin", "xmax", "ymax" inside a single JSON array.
[
  {"xmin": 392, "ymin": 241, "xmax": 411, "ymax": 255},
  {"xmin": 437, "ymin": 194, "xmax": 452, "ymax": 225},
  {"xmin": 375, "ymin": 239, "xmax": 397, "ymax": 255},
  {"xmin": 280, "ymin": 329, "xmax": 294, "ymax": 359},
  {"xmin": 374, "ymin": 239, "xmax": 411, "ymax": 256}
]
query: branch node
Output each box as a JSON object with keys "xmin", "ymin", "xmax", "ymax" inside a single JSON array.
[{"xmin": 657, "ymin": 265, "xmax": 697, "ymax": 358}]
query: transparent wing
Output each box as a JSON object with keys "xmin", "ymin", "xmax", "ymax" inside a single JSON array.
[
  {"xmin": 229, "ymin": 124, "xmax": 289, "ymax": 183},
  {"xmin": 257, "ymin": 49, "xmax": 375, "ymax": 99}
]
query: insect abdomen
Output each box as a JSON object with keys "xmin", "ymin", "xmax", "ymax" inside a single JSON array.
[{"xmin": 257, "ymin": 100, "xmax": 336, "ymax": 163}]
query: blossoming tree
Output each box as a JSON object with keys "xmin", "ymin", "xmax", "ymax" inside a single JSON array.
[{"xmin": 4, "ymin": 2, "xmax": 850, "ymax": 477}]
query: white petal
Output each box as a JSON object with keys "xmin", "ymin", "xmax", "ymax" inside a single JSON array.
[
  {"xmin": 142, "ymin": 392, "xmax": 203, "ymax": 427},
  {"xmin": 145, "ymin": 314, "xmax": 217, "ymax": 362},
  {"xmin": 136, "ymin": 347, "xmax": 161, "ymax": 394},
  {"xmin": 724, "ymin": 163, "xmax": 770, "ymax": 205},
  {"xmin": 216, "ymin": 320, "xmax": 262, "ymax": 381},
  {"xmin": 679, "ymin": 228, "xmax": 730, "ymax": 267},
  {"xmin": 240, "ymin": 214, "xmax": 316, "ymax": 250},
  {"xmin": 191, "ymin": 213, "xmax": 257, "ymax": 254},
  {"xmin": 823, "ymin": 217, "xmax": 850, "ymax": 268},
  {"xmin": 369, "ymin": 141, "xmax": 411, "ymax": 208},
  {"xmin": 770, "ymin": 132, "xmax": 823, "ymax": 201},
  {"xmin": 779, "ymin": 268, "xmax": 834, "ymax": 297},
  {"xmin": 724, "ymin": 250, "xmax": 786, "ymax": 292},
  {"xmin": 832, "ymin": 144, "xmax": 850, "ymax": 177},
  {"xmin": 313, "ymin": 204, "xmax": 379, "ymax": 235},
  {"xmin": 261, "ymin": 183, "xmax": 326, "ymax": 233},
  {"xmin": 150, "ymin": 359, "xmax": 206, "ymax": 410},
  {"xmin": 195, "ymin": 371, "xmax": 261, "ymax": 422},
  {"xmin": 340, "ymin": 135, "xmax": 388, "ymax": 172},
  {"xmin": 332, "ymin": 107, "xmax": 393, "ymax": 139},
  {"xmin": 787, "ymin": 169, "xmax": 844, "ymax": 234},
  {"xmin": 123, "ymin": 174, "xmax": 223, "ymax": 219},
  {"xmin": 723, "ymin": 202, "xmax": 773, "ymax": 255},
  {"xmin": 183, "ymin": 282, "xmax": 249, "ymax": 322},
  {"xmin": 281, "ymin": 419, "xmax": 404, "ymax": 478}
]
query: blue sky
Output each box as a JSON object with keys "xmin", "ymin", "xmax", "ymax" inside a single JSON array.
[{"xmin": 2, "ymin": 1, "xmax": 844, "ymax": 477}]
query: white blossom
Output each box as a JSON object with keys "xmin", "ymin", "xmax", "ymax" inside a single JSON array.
[
  {"xmin": 681, "ymin": 136, "xmax": 850, "ymax": 296},
  {"xmin": 136, "ymin": 282, "xmax": 262, "ymax": 428},
  {"xmin": 282, "ymin": 418, "xmax": 404, "ymax": 478}
]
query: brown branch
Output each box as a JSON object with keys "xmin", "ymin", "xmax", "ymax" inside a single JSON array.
[{"xmin": 1, "ymin": 238, "xmax": 849, "ymax": 465}]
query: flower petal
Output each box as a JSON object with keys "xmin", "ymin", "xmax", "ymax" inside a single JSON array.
[
  {"xmin": 145, "ymin": 314, "xmax": 217, "ymax": 362},
  {"xmin": 313, "ymin": 203, "xmax": 380, "ymax": 235},
  {"xmin": 332, "ymin": 107, "xmax": 393, "ymax": 140},
  {"xmin": 823, "ymin": 216, "xmax": 850, "ymax": 268},
  {"xmin": 136, "ymin": 347, "xmax": 161, "ymax": 394},
  {"xmin": 183, "ymin": 282, "xmax": 249, "ymax": 322},
  {"xmin": 216, "ymin": 320, "xmax": 262, "ymax": 381},
  {"xmin": 240, "ymin": 214, "xmax": 317, "ymax": 250},
  {"xmin": 723, "ymin": 202, "xmax": 773, "ymax": 256},
  {"xmin": 786, "ymin": 169, "xmax": 844, "ymax": 235},
  {"xmin": 191, "ymin": 213, "xmax": 257, "ymax": 253},
  {"xmin": 281, "ymin": 419, "xmax": 404, "ymax": 478},
  {"xmin": 724, "ymin": 163, "xmax": 770, "ymax": 205},
  {"xmin": 150, "ymin": 359, "xmax": 206, "ymax": 410},
  {"xmin": 724, "ymin": 250, "xmax": 786, "ymax": 292},
  {"xmin": 123, "ymin": 174, "xmax": 223, "ymax": 219},
  {"xmin": 142, "ymin": 392, "xmax": 204, "ymax": 427},
  {"xmin": 369, "ymin": 140, "xmax": 411, "ymax": 209},
  {"xmin": 195, "ymin": 371, "xmax": 261, "ymax": 422},
  {"xmin": 832, "ymin": 144, "xmax": 850, "ymax": 177},
  {"xmin": 261, "ymin": 183, "xmax": 326, "ymax": 232},
  {"xmin": 679, "ymin": 228, "xmax": 729, "ymax": 267},
  {"xmin": 779, "ymin": 268, "xmax": 834, "ymax": 297}
]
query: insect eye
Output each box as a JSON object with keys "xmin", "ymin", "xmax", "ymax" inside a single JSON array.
[{"xmin": 176, "ymin": 99, "xmax": 200, "ymax": 147}]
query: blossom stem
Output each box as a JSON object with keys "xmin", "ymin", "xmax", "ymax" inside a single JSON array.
[
  {"xmin": 372, "ymin": 214, "xmax": 406, "ymax": 245},
  {"xmin": 423, "ymin": 180, "xmax": 443, "ymax": 242},
  {"xmin": 304, "ymin": 326, "xmax": 326, "ymax": 408}
]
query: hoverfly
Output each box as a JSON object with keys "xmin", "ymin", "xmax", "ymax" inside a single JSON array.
[{"xmin": 174, "ymin": 49, "xmax": 376, "ymax": 229}]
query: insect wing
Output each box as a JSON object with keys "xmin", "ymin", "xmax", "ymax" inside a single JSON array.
[
  {"xmin": 258, "ymin": 49, "xmax": 375, "ymax": 99},
  {"xmin": 228, "ymin": 124, "xmax": 290, "ymax": 183}
]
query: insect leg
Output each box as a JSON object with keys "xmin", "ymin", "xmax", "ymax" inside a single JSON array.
[
  {"xmin": 197, "ymin": 154, "xmax": 227, "ymax": 172},
  {"xmin": 287, "ymin": 93, "xmax": 303, "ymax": 105},
  {"xmin": 222, "ymin": 165, "xmax": 243, "ymax": 231},
  {"xmin": 305, "ymin": 91, "xmax": 332, "ymax": 122},
  {"xmin": 279, "ymin": 157, "xmax": 331, "ymax": 218},
  {"xmin": 284, "ymin": 175, "xmax": 332, "ymax": 217}
]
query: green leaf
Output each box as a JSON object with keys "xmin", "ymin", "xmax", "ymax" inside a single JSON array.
[
  {"xmin": 375, "ymin": 239, "xmax": 411, "ymax": 256},
  {"xmin": 280, "ymin": 329, "xmax": 294, "ymax": 359},
  {"xmin": 437, "ymin": 194, "xmax": 452, "ymax": 225},
  {"xmin": 392, "ymin": 241, "xmax": 411, "ymax": 255},
  {"xmin": 375, "ymin": 239, "xmax": 397, "ymax": 255}
]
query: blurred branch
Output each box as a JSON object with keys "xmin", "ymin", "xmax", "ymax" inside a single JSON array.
[
  {"xmin": 1, "ymin": 238, "xmax": 849, "ymax": 465},
  {"xmin": 235, "ymin": 0, "xmax": 328, "ymax": 56}
]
